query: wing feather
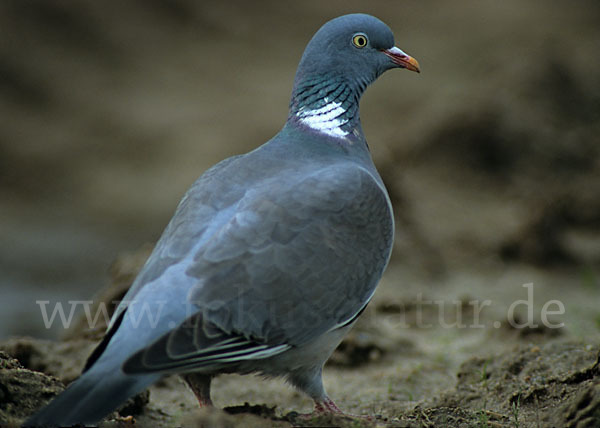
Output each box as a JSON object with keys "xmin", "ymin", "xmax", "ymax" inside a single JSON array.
[{"xmin": 121, "ymin": 157, "xmax": 393, "ymax": 375}]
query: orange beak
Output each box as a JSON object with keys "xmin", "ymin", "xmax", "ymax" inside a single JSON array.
[{"xmin": 383, "ymin": 46, "xmax": 421, "ymax": 73}]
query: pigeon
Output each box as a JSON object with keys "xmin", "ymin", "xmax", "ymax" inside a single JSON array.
[{"xmin": 24, "ymin": 13, "xmax": 419, "ymax": 427}]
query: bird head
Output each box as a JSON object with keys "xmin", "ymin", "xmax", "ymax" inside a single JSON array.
[{"xmin": 293, "ymin": 13, "xmax": 420, "ymax": 96}]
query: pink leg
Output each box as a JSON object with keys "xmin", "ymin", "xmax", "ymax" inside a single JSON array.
[
  {"xmin": 312, "ymin": 396, "xmax": 373, "ymax": 421},
  {"xmin": 314, "ymin": 396, "xmax": 343, "ymax": 413},
  {"xmin": 181, "ymin": 373, "xmax": 213, "ymax": 407}
]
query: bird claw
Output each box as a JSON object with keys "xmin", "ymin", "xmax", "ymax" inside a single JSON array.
[
  {"xmin": 288, "ymin": 397, "xmax": 374, "ymax": 425},
  {"xmin": 314, "ymin": 397, "xmax": 343, "ymax": 413}
]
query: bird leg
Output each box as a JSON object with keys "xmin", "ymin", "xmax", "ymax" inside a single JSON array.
[
  {"xmin": 313, "ymin": 396, "xmax": 373, "ymax": 421},
  {"xmin": 181, "ymin": 373, "xmax": 213, "ymax": 407},
  {"xmin": 314, "ymin": 396, "xmax": 342, "ymax": 413}
]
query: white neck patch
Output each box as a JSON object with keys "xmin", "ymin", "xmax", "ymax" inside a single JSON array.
[{"xmin": 295, "ymin": 98, "xmax": 349, "ymax": 138}]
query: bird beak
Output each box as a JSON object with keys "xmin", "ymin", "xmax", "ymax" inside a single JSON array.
[{"xmin": 383, "ymin": 46, "xmax": 420, "ymax": 73}]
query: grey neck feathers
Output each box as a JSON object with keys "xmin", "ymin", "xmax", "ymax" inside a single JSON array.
[{"xmin": 288, "ymin": 73, "xmax": 368, "ymax": 139}]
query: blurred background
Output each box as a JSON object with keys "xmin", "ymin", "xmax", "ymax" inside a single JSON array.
[{"xmin": 1, "ymin": 0, "xmax": 599, "ymax": 340}]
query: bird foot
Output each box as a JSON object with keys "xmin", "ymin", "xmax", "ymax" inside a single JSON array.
[
  {"xmin": 315, "ymin": 397, "xmax": 372, "ymax": 419},
  {"xmin": 314, "ymin": 397, "xmax": 343, "ymax": 413},
  {"xmin": 290, "ymin": 397, "xmax": 373, "ymax": 424}
]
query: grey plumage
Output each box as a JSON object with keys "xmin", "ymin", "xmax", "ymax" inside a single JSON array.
[{"xmin": 24, "ymin": 13, "xmax": 419, "ymax": 427}]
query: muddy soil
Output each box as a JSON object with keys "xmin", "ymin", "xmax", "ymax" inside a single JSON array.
[
  {"xmin": 1, "ymin": 1, "xmax": 599, "ymax": 427},
  {"xmin": 2, "ymin": 257, "xmax": 600, "ymax": 427}
]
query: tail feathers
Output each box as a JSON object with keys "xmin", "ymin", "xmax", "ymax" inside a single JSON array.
[{"xmin": 22, "ymin": 366, "xmax": 159, "ymax": 427}]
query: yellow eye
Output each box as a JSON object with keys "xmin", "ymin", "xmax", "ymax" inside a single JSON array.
[{"xmin": 352, "ymin": 34, "xmax": 368, "ymax": 48}]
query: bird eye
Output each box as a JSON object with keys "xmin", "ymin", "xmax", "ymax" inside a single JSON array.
[{"xmin": 352, "ymin": 34, "xmax": 368, "ymax": 48}]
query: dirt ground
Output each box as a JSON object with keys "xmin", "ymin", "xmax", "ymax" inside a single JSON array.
[{"xmin": 1, "ymin": 1, "xmax": 599, "ymax": 427}]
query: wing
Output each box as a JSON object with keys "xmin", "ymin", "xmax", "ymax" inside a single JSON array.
[
  {"xmin": 122, "ymin": 162, "xmax": 394, "ymax": 373},
  {"xmin": 122, "ymin": 312, "xmax": 291, "ymax": 373},
  {"xmin": 88, "ymin": 155, "xmax": 246, "ymax": 370},
  {"xmin": 108, "ymin": 155, "xmax": 244, "ymax": 331}
]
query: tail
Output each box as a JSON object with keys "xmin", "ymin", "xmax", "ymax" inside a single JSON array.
[{"xmin": 23, "ymin": 362, "xmax": 159, "ymax": 427}]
